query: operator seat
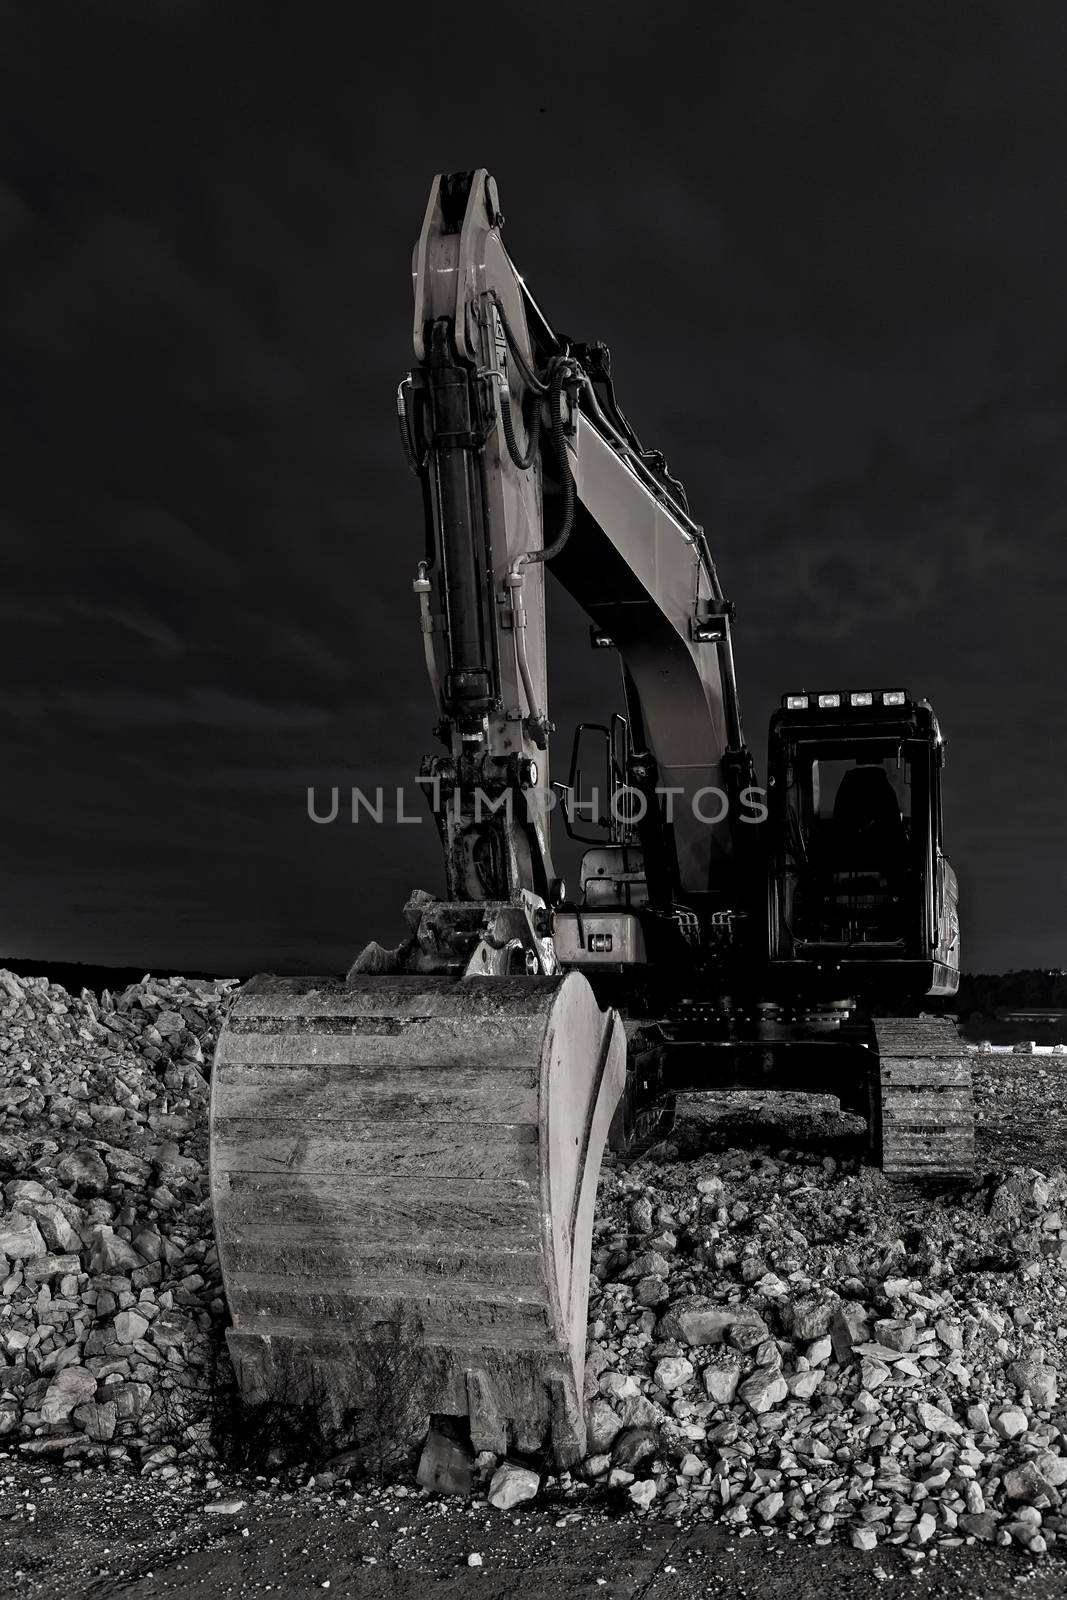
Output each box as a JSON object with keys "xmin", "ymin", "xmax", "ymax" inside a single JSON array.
[
  {"xmin": 827, "ymin": 764, "xmax": 909, "ymax": 938},
  {"xmin": 832, "ymin": 765, "xmax": 908, "ymax": 865}
]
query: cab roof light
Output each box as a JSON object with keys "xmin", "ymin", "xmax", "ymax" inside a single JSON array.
[
  {"xmin": 850, "ymin": 691, "xmax": 873, "ymax": 706},
  {"xmin": 784, "ymin": 693, "xmax": 809, "ymax": 710},
  {"xmin": 818, "ymin": 693, "xmax": 841, "ymax": 708},
  {"xmin": 882, "ymin": 689, "xmax": 906, "ymax": 706}
]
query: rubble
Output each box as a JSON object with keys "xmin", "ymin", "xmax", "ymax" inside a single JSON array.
[
  {"xmin": 581, "ymin": 1095, "xmax": 1067, "ymax": 1553},
  {"xmin": 1, "ymin": 963, "xmax": 1067, "ymax": 1562},
  {"xmin": 0, "ymin": 968, "xmax": 235, "ymax": 1473}
]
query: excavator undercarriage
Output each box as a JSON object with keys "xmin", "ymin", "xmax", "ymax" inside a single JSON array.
[{"xmin": 208, "ymin": 169, "xmax": 975, "ymax": 1467}]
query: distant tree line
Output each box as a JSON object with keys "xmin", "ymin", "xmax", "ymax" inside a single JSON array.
[
  {"xmin": 954, "ymin": 968, "xmax": 1066, "ymax": 1015},
  {"xmin": 809, "ymin": 968, "xmax": 1067, "ymax": 1042},
  {"xmin": 952, "ymin": 969, "xmax": 1067, "ymax": 1043}
]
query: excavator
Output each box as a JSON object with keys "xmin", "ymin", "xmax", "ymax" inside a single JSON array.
[{"xmin": 208, "ymin": 170, "xmax": 973, "ymax": 1469}]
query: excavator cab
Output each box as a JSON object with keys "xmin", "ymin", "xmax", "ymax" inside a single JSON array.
[{"xmin": 766, "ymin": 689, "xmax": 959, "ymax": 998}]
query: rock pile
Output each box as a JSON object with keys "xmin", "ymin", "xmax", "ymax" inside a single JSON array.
[
  {"xmin": 576, "ymin": 1134, "xmax": 1067, "ymax": 1554},
  {"xmin": 0, "ymin": 969, "xmax": 236, "ymax": 1475},
  {"xmin": 1, "ymin": 966, "xmax": 1066, "ymax": 1560}
]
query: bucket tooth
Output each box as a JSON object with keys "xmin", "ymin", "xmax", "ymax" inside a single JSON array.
[
  {"xmin": 209, "ymin": 971, "xmax": 625, "ymax": 1463},
  {"xmin": 465, "ymin": 1367, "xmax": 507, "ymax": 1456}
]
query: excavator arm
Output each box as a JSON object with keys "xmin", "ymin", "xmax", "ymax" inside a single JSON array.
[{"xmin": 400, "ymin": 169, "xmax": 757, "ymax": 938}]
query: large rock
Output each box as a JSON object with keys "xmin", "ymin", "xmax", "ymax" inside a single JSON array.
[
  {"xmin": 131, "ymin": 1227, "xmax": 163, "ymax": 1263},
  {"xmin": 787, "ymin": 1369, "xmax": 823, "ymax": 1399},
  {"xmin": 0, "ymin": 1213, "xmax": 46, "ymax": 1261},
  {"xmin": 860, "ymin": 1358, "xmax": 892, "ymax": 1392},
  {"xmin": 113, "ymin": 1309, "xmax": 149, "ymax": 1345},
  {"xmin": 1034, "ymin": 1451, "xmax": 1067, "ymax": 1489},
  {"xmin": 1003, "ymin": 1459, "xmax": 1058, "ymax": 1503},
  {"xmin": 87, "ymin": 1227, "xmax": 144, "ymax": 1274},
  {"xmin": 55, "ymin": 1150, "xmax": 109, "ymax": 1196},
  {"xmin": 635, "ymin": 1275, "xmax": 669, "ymax": 1307},
  {"xmin": 915, "ymin": 1401, "xmax": 961, "ymax": 1438},
  {"xmin": 24, "ymin": 1201, "xmax": 81, "ymax": 1254},
  {"xmin": 830, "ymin": 1302, "xmax": 870, "ymax": 1363},
  {"xmin": 874, "ymin": 1318, "xmax": 914, "ymax": 1352},
  {"xmin": 935, "ymin": 1318, "xmax": 963, "ymax": 1350},
  {"xmin": 626, "ymin": 1251, "xmax": 670, "ymax": 1281},
  {"xmin": 737, "ymin": 1369, "xmax": 788, "ymax": 1415},
  {"xmin": 654, "ymin": 1357, "xmax": 693, "ymax": 1393},
  {"xmin": 1006, "ymin": 1359, "xmax": 1058, "ymax": 1409},
  {"xmin": 657, "ymin": 1297, "xmax": 736, "ymax": 1346},
  {"xmin": 2, "ymin": 1180, "xmax": 48, "ymax": 1205},
  {"xmin": 959, "ymin": 1512, "xmax": 998, "ymax": 1541},
  {"xmin": 993, "ymin": 1407, "xmax": 1029, "ymax": 1440},
  {"xmin": 784, "ymin": 1298, "xmax": 834, "ymax": 1340},
  {"xmin": 910, "ymin": 1512, "xmax": 937, "ymax": 1546},
  {"xmin": 488, "ymin": 1462, "xmax": 539, "ymax": 1510},
  {"xmin": 964, "ymin": 1481, "xmax": 986, "ymax": 1514},
  {"xmin": 599, "ymin": 1372, "xmax": 640, "ymax": 1403},
  {"xmin": 26, "ymin": 1251, "xmax": 79, "ymax": 1285},
  {"xmin": 112, "ymin": 1382, "xmax": 151, "ymax": 1420},
  {"xmin": 703, "ymin": 1364, "xmax": 740, "ymax": 1404},
  {"xmin": 147, "ymin": 1314, "xmax": 186, "ymax": 1351},
  {"xmin": 72, "ymin": 1400, "xmax": 117, "ymax": 1442},
  {"xmin": 726, "ymin": 1309, "xmax": 771, "ymax": 1352},
  {"xmin": 755, "ymin": 1491, "xmax": 784, "ymax": 1521},
  {"xmin": 615, "ymin": 1394, "xmax": 662, "ymax": 1430},
  {"xmin": 585, "ymin": 1398, "xmax": 624, "ymax": 1454},
  {"xmin": 40, "ymin": 1367, "xmax": 96, "ymax": 1424}
]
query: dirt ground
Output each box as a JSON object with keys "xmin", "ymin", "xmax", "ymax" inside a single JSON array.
[{"xmin": 1, "ymin": 1467, "xmax": 1066, "ymax": 1600}]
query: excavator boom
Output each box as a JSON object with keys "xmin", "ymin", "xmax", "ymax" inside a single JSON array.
[{"xmin": 402, "ymin": 168, "xmax": 756, "ymax": 923}]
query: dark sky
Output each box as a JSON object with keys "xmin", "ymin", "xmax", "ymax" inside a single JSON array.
[{"xmin": 1, "ymin": 3, "xmax": 1064, "ymax": 975}]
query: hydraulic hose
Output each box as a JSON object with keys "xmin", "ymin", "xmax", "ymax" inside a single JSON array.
[
  {"xmin": 413, "ymin": 561, "xmax": 443, "ymax": 714},
  {"xmin": 487, "ymin": 291, "xmax": 549, "ymax": 394},
  {"xmin": 499, "ymin": 382, "xmax": 542, "ymax": 471},
  {"xmin": 521, "ymin": 356, "xmax": 577, "ymax": 565},
  {"xmin": 396, "ymin": 379, "xmax": 427, "ymax": 475},
  {"xmin": 506, "ymin": 567, "xmax": 543, "ymax": 731}
]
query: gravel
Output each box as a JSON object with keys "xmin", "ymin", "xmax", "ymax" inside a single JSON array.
[
  {"xmin": 574, "ymin": 1093, "xmax": 1067, "ymax": 1555},
  {"xmin": 0, "ymin": 966, "xmax": 1064, "ymax": 1561},
  {"xmin": 0, "ymin": 968, "xmax": 235, "ymax": 1474}
]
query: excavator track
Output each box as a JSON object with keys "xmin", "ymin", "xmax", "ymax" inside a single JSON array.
[
  {"xmin": 872, "ymin": 1016, "xmax": 974, "ymax": 1179},
  {"xmin": 209, "ymin": 972, "xmax": 624, "ymax": 1464}
]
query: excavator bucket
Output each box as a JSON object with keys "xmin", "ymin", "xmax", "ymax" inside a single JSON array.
[{"xmin": 209, "ymin": 972, "xmax": 625, "ymax": 1464}]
